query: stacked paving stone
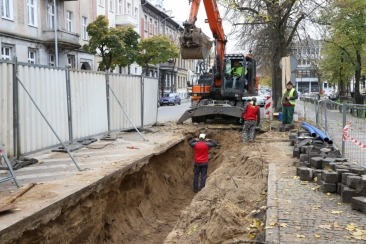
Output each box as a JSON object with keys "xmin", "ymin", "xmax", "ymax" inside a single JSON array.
[{"xmin": 290, "ymin": 130, "xmax": 366, "ymax": 214}]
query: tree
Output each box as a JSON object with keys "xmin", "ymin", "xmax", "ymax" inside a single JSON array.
[
  {"xmin": 136, "ymin": 35, "xmax": 179, "ymax": 75},
  {"xmin": 83, "ymin": 15, "xmax": 140, "ymax": 71},
  {"xmin": 219, "ymin": 0, "xmax": 326, "ymax": 109},
  {"xmin": 320, "ymin": 0, "xmax": 366, "ymax": 103},
  {"xmin": 114, "ymin": 26, "xmax": 140, "ymax": 74}
]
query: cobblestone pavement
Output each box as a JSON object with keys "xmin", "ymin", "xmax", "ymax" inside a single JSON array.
[{"xmin": 266, "ymin": 162, "xmax": 366, "ymax": 244}]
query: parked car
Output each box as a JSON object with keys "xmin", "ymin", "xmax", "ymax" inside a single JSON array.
[
  {"xmin": 159, "ymin": 93, "xmax": 181, "ymax": 106},
  {"xmin": 242, "ymin": 95, "xmax": 267, "ymax": 107},
  {"xmin": 329, "ymin": 91, "xmax": 339, "ymax": 101}
]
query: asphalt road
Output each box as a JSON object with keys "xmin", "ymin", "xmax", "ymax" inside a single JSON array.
[{"xmin": 157, "ymin": 99, "xmax": 191, "ymax": 123}]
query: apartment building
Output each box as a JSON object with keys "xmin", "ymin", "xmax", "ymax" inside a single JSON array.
[
  {"xmin": 140, "ymin": 0, "xmax": 194, "ymax": 98},
  {"xmin": 0, "ymin": 0, "xmax": 98, "ymax": 69}
]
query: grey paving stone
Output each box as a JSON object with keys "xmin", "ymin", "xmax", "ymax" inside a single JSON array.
[
  {"xmin": 342, "ymin": 172, "xmax": 357, "ymax": 185},
  {"xmin": 310, "ymin": 156, "xmax": 323, "ymax": 169},
  {"xmin": 321, "ymin": 170, "xmax": 339, "ymax": 184},
  {"xmin": 327, "ymin": 150, "xmax": 342, "ymax": 158},
  {"xmin": 336, "ymin": 168, "xmax": 350, "ymax": 182},
  {"xmin": 341, "ymin": 186, "xmax": 360, "ymax": 203},
  {"xmin": 347, "ymin": 175, "xmax": 362, "ymax": 189},
  {"xmin": 322, "ymin": 158, "xmax": 335, "ymax": 169},
  {"xmin": 337, "ymin": 183, "xmax": 346, "ymax": 194},
  {"xmin": 349, "ymin": 167, "xmax": 366, "ymax": 175},
  {"xmin": 293, "ymin": 147, "xmax": 300, "ymax": 158},
  {"xmin": 321, "ymin": 180, "xmax": 337, "ymax": 193},
  {"xmin": 329, "ymin": 162, "xmax": 342, "ymax": 171},
  {"xmin": 351, "ymin": 196, "xmax": 366, "ymax": 213},
  {"xmin": 298, "ymin": 167, "xmax": 313, "ymax": 181}
]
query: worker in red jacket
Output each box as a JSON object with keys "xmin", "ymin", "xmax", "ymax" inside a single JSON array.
[
  {"xmin": 189, "ymin": 133, "xmax": 217, "ymax": 193},
  {"xmin": 242, "ymin": 97, "xmax": 261, "ymax": 142}
]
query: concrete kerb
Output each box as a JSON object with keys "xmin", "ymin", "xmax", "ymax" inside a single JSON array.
[{"xmin": 265, "ymin": 163, "xmax": 280, "ymax": 243}]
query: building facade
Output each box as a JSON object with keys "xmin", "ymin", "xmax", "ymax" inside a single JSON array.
[
  {"xmin": 290, "ymin": 39, "xmax": 325, "ymax": 94},
  {"xmin": 0, "ymin": 0, "xmax": 98, "ymax": 69},
  {"xmin": 140, "ymin": 0, "xmax": 194, "ymax": 99},
  {"xmin": 0, "ymin": 0, "xmax": 193, "ymax": 98}
]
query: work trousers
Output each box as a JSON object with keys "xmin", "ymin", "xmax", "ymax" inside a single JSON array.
[
  {"xmin": 282, "ymin": 105, "xmax": 295, "ymax": 125},
  {"xmin": 193, "ymin": 163, "xmax": 208, "ymax": 192},
  {"xmin": 242, "ymin": 120, "xmax": 257, "ymax": 142}
]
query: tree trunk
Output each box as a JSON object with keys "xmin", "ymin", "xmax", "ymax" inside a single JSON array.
[{"xmin": 354, "ymin": 51, "xmax": 363, "ymax": 104}]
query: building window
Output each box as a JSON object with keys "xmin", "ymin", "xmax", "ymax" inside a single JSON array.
[
  {"xmin": 27, "ymin": 0, "xmax": 37, "ymax": 26},
  {"xmin": 154, "ymin": 20, "xmax": 157, "ymax": 35},
  {"xmin": 144, "ymin": 15, "xmax": 147, "ymax": 32},
  {"xmin": 117, "ymin": 0, "xmax": 122, "ymax": 14},
  {"xmin": 127, "ymin": 2, "xmax": 131, "ymax": 14},
  {"xmin": 66, "ymin": 11, "xmax": 72, "ymax": 32},
  {"xmin": 49, "ymin": 54, "xmax": 55, "ymax": 66},
  {"xmin": 48, "ymin": 3, "xmax": 55, "ymax": 29},
  {"xmin": 109, "ymin": 0, "xmax": 114, "ymax": 12},
  {"xmin": 67, "ymin": 55, "xmax": 75, "ymax": 68},
  {"xmin": 149, "ymin": 18, "xmax": 152, "ymax": 34},
  {"xmin": 28, "ymin": 49, "xmax": 37, "ymax": 63},
  {"xmin": 1, "ymin": 45, "xmax": 12, "ymax": 60},
  {"xmin": 82, "ymin": 16, "xmax": 88, "ymax": 40},
  {"xmin": 98, "ymin": 0, "xmax": 104, "ymax": 7},
  {"xmin": 134, "ymin": 7, "xmax": 138, "ymax": 18},
  {"xmin": 1, "ymin": 0, "xmax": 13, "ymax": 19}
]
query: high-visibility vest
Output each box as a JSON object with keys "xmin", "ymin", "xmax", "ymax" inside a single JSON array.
[{"xmin": 283, "ymin": 88, "xmax": 296, "ymax": 105}]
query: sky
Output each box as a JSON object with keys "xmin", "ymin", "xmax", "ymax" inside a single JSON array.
[{"xmin": 161, "ymin": 0, "xmax": 236, "ymax": 53}]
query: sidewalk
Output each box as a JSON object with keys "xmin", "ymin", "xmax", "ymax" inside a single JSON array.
[
  {"xmin": 0, "ymin": 127, "xmax": 184, "ymax": 242},
  {"xmin": 266, "ymin": 147, "xmax": 366, "ymax": 243}
]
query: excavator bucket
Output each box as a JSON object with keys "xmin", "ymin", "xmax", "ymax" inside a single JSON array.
[{"xmin": 179, "ymin": 26, "xmax": 213, "ymax": 59}]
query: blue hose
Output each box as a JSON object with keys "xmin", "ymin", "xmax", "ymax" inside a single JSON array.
[{"xmin": 302, "ymin": 122, "xmax": 333, "ymax": 144}]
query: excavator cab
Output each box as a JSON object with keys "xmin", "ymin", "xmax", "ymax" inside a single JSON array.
[
  {"xmin": 223, "ymin": 58, "xmax": 246, "ymax": 91},
  {"xmin": 179, "ymin": 23, "xmax": 213, "ymax": 59}
]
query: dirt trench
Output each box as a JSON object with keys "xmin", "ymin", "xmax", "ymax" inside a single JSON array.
[{"xmin": 8, "ymin": 128, "xmax": 282, "ymax": 244}]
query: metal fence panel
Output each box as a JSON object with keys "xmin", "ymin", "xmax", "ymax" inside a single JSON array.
[
  {"xmin": 298, "ymin": 97, "xmax": 366, "ymax": 167},
  {"xmin": 17, "ymin": 65, "xmax": 69, "ymax": 154},
  {"xmin": 69, "ymin": 70, "xmax": 108, "ymax": 139},
  {"xmin": 0, "ymin": 62, "xmax": 14, "ymax": 155},
  {"xmin": 143, "ymin": 77, "xmax": 158, "ymax": 126},
  {"xmin": 342, "ymin": 104, "xmax": 366, "ymax": 166},
  {"xmin": 109, "ymin": 74, "xmax": 142, "ymax": 131}
]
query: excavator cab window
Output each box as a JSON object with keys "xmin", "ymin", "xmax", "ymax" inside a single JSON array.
[{"xmin": 223, "ymin": 59, "xmax": 246, "ymax": 90}]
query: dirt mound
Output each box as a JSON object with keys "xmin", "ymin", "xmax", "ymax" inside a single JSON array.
[{"xmin": 164, "ymin": 126, "xmax": 291, "ymax": 243}]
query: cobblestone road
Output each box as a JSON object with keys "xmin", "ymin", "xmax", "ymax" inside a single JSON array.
[{"xmin": 266, "ymin": 162, "xmax": 366, "ymax": 243}]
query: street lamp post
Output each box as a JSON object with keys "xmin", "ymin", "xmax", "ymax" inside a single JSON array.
[{"xmin": 53, "ymin": 0, "xmax": 58, "ymax": 67}]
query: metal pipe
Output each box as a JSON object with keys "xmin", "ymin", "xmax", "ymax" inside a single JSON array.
[{"xmin": 13, "ymin": 57, "xmax": 19, "ymax": 159}]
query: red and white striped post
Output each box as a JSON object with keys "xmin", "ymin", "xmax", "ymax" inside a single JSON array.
[{"xmin": 264, "ymin": 95, "xmax": 272, "ymax": 118}]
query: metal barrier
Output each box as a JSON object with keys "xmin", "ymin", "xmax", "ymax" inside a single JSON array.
[{"xmin": 298, "ymin": 96, "xmax": 366, "ymax": 167}]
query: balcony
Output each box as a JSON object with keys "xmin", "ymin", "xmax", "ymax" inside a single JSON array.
[
  {"xmin": 159, "ymin": 60, "xmax": 178, "ymax": 72},
  {"xmin": 115, "ymin": 14, "xmax": 138, "ymax": 28},
  {"xmin": 43, "ymin": 29, "xmax": 81, "ymax": 50}
]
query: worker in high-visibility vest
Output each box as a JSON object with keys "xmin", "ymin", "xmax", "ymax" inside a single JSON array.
[
  {"xmin": 230, "ymin": 60, "xmax": 248, "ymax": 77},
  {"xmin": 282, "ymin": 81, "xmax": 299, "ymax": 126}
]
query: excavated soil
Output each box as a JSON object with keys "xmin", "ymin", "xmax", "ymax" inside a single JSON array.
[{"xmin": 2, "ymin": 121, "xmax": 294, "ymax": 244}]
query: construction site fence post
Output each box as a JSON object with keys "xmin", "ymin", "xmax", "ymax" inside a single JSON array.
[{"xmin": 65, "ymin": 68, "xmax": 73, "ymax": 143}]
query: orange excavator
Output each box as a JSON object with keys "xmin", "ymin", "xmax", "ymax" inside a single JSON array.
[{"xmin": 177, "ymin": 0, "xmax": 257, "ymax": 124}]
